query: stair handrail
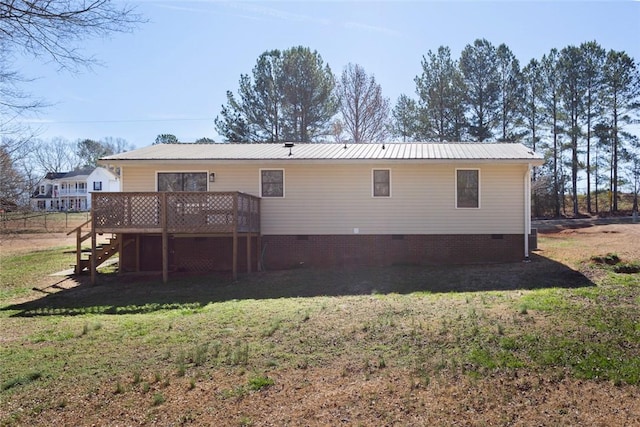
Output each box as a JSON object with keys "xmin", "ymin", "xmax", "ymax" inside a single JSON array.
[
  {"xmin": 66, "ymin": 219, "xmax": 91, "ymax": 236},
  {"xmin": 68, "ymin": 219, "xmax": 92, "ymax": 274}
]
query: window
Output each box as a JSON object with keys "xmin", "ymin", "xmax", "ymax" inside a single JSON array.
[
  {"xmin": 93, "ymin": 181, "xmax": 103, "ymax": 191},
  {"xmin": 157, "ymin": 172, "xmax": 207, "ymax": 191},
  {"xmin": 260, "ymin": 169, "xmax": 284, "ymax": 197},
  {"xmin": 373, "ymin": 169, "xmax": 390, "ymax": 197},
  {"xmin": 456, "ymin": 169, "xmax": 480, "ymax": 208}
]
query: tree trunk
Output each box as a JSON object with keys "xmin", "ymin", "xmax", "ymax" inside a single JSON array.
[
  {"xmin": 553, "ymin": 109, "xmax": 560, "ymax": 218},
  {"xmin": 612, "ymin": 102, "xmax": 619, "ymax": 212}
]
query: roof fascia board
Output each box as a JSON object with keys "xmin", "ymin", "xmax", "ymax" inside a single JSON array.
[{"xmin": 99, "ymin": 158, "xmax": 543, "ymax": 166}]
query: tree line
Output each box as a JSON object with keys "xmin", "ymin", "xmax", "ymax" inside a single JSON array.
[
  {"xmin": 0, "ymin": 0, "xmax": 637, "ymax": 216},
  {"xmin": 215, "ymin": 41, "xmax": 640, "ymax": 216},
  {"xmin": 1, "ymin": 137, "xmax": 132, "ymax": 209}
]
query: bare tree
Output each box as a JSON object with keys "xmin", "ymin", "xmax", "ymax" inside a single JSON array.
[
  {"xmin": 0, "ymin": 52, "xmax": 44, "ymax": 133},
  {"xmin": 0, "ymin": 143, "xmax": 26, "ymax": 207},
  {"xmin": 101, "ymin": 136, "xmax": 133, "ymax": 153},
  {"xmin": 31, "ymin": 137, "xmax": 79, "ymax": 173},
  {"xmin": 0, "ymin": 1, "xmax": 143, "ymax": 71},
  {"xmin": 0, "ymin": 1, "xmax": 143, "ymax": 137},
  {"xmin": 337, "ymin": 63, "xmax": 390, "ymax": 143}
]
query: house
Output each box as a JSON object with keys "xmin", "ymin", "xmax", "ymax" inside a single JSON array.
[
  {"xmin": 83, "ymin": 142, "xmax": 543, "ymax": 282},
  {"xmin": 30, "ymin": 167, "xmax": 120, "ymax": 211}
]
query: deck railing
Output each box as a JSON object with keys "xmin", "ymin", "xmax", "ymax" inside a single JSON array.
[{"xmin": 92, "ymin": 192, "xmax": 260, "ymax": 234}]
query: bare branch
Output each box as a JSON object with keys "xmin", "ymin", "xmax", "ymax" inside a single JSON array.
[{"xmin": 0, "ymin": 1, "xmax": 144, "ymax": 70}]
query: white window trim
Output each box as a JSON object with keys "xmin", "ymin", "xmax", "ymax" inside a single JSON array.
[
  {"xmin": 372, "ymin": 168, "xmax": 391, "ymax": 198},
  {"xmin": 455, "ymin": 168, "xmax": 481, "ymax": 209},
  {"xmin": 155, "ymin": 171, "xmax": 209, "ymax": 192},
  {"xmin": 259, "ymin": 168, "xmax": 285, "ymax": 198}
]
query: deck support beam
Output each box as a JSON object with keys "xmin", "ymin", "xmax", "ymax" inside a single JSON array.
[
  {"xmin": 118, "ymin": 233, "xmax": 123, "ymax": 275},
  {"xmin": 75, "ymin": 227, "xmax": 82, "ymax": 275},
  {"xmin": 161, "ymin": 193, "xmax": 169, "ymax": 283},
  {"xmin": 90, "ymin": 208, "xmax": 97, "ymax": 284},
  {"xmin": 135, "ymin": 235, "xmax": 140, "ymax": 272}
]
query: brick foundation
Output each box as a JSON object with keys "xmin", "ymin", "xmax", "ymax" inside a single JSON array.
[
  {"xmin": 261, "ymin": 234, "xmax": 525, "ymax": 270},
  {"xmin": 119, "ymin": 233, "xmax": 525, "ymax": 273}
]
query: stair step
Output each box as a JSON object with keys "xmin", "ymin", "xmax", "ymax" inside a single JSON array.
[{"xmin": 73, "ymin": 233, "xmax": 121, "ymax": 274}]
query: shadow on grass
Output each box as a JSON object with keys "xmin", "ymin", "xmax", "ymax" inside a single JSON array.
[{"xmin": 3, "ymin": 252, "xmax": 594, "ymax": 317}]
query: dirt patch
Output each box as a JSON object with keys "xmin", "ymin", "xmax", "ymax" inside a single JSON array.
[
  {"xmin": 0, "ymin": 232, "xmax": 78, "ymax": 254},
  {"xmin": 10, "ymin": 367, "xmax": 640, "ymax": 426},
  {"xmin": 536, "ymin": 223, "xmax": 640, "ymax": 266}
]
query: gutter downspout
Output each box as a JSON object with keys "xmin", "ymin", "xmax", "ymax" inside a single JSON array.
[{"xmin": 524, "ymin": 163, "xmax": 532, "ymax": 261}]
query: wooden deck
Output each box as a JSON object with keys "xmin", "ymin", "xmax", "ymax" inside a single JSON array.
[
  {"xmin": 86, "ymin": 192, "xmax": 261, "ymax": 282},
  {"xmin": 92, "ymin": 191, "xmax": 260, "ymax": 234}
]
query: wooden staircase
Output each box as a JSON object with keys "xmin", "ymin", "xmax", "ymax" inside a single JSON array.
[
  {"xmin": 68, "ymin": 220, "xmax": 127, "ymax": 275},
  {"xmin": 77, "ymin": 235, "xmax": 122, "ymax": 273}
]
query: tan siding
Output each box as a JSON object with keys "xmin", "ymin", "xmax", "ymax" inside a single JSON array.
[{"xmin": 120, "ymin": 162, "xmax": 527, "ymax": 235}]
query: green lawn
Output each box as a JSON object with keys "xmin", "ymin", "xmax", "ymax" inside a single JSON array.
[{"xmin": 1, "ymin": 233, "xmax": 639, "ymax": 426}]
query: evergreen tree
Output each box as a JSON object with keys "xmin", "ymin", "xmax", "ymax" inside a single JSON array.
[
  {"xmin": 601, "ymin": 50, "xmax": 640, "ymax": 212},
  {"xmin": 459, "ymin": 39, "xmax": 500, "ymax": 141},
  {"xmin": 216, "ymin": 46, "xmax": 336, "ymax": 143},
  {"xmin": 540, "ymin": 49, "xmax": 563, "ymax": 217},
  {"xmin": 415, "ymin": 46, "xmax": 467, "ymax": 141},
  {"xmin": 496, "ymin": 44, "xmax": 524, "ymax": 142},
  {"xmin": 390, "ymin": 94, "xmax": 419, "ymax": 142},
  {"xmin": 559, "ymin": 45, "xmax": 585, "ymax": 216},
  {"xmin": 522, "ymin": 58, "xmax": 547, "ymax": 217},
  {"xmin": 580, "ymin": 41, "xmax": 606, "ymax": 214},
  {"xmin": 76, "ymin": 139, "xmax": 114, "ymax": 168},
  {"xmin": 154, "ymin": 134, "xmax": 179, "ymax": 144},
  {"xmin": 280, "ymin": 46, "xmax": 337, "ymax": 142},
  {"xmin": 215, "ymin": 93, "xmax": 251, "ymax": 142}
]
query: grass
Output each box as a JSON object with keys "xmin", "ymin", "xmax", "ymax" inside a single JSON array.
[
  {"xmin": 248, "ymin": 375, "xmax": 274, "ymax": 391},
  {"xmin": 0, "ymin": 230, "xmax": 639, "ymax": 425},
  {"xmin": 1, "ymin": 372, "xmax": 42, "ymax": 391},
  {"xmin": 0, "ymin": 247, "xmax": 75, "ymax": 301}
]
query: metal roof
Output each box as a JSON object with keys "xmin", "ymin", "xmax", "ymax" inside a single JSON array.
[{"xmin": 101, "ymin": 142, "xmax": 544, "ymax": 163}]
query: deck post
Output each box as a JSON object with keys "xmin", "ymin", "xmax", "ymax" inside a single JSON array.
[
  {"xmin": 232, "ymin": 193, "xmax": 238, "ymax": 280},
  {"xmin": 90, "ymin": 206, "xmax": 97, "ymax": 284},
  {"xmin": 135, "ymin": 235, "xmax": 140, "ymax": 272},
  {"xmin": 118, "ymin": 233, "xmax": 123, "ymax": 275},
  {"xmin": 246, "ymin": 196, "xmax": 252, "ymax": 273},
  {"xmin": 75, "ymin": 227, "xmax": 82, "ymax": 275},
  {"xmin": 246, "ymin": 233, "xmax": 252, "ymax": 273},
  {"xmin": 161, "ymin": 193, "xmax": 169, "ymax": 283}
]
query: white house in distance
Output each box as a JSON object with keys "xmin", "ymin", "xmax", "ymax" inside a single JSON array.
[
  {"xmin": 88, "ymin": 142, "xmax": 543, "ymax": 281},
  {"xmin": 31, "ymin": 167, "xmax": 120, "ymax": 211}
]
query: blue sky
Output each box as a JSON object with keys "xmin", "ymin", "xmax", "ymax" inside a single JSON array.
[{"xmin": 17, "ymin": 0, "xmax": 640, "ymax": 148}]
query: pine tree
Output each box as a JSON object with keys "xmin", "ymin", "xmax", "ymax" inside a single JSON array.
[
  {"xmin": 496, "ymin": 44, "xmax": 524, "ymax": 142},
  {"xmin": 216, "ymin": 47, "xmax": 337, "ymax": 143},
  {"xmin": 459, "ymin": 39, "xmax": 500, "ymax": 142},
  {"xmin": 540, "ymin": 49, "xmax": 563, "ymax": 217},
  {"xmin": 390, "ymin": 95, "xmax": 420, "ymax": 142},
  {"xmin": 601, "ymin": 50, "xmax": 640, "ymax": 212},
  {"xmin": 580, "ymin": 41, "xmax": 606, "ymax": 213},
  {"xmin": 415, "ymin": 46, "xmax": 467, "ymax": 141}
]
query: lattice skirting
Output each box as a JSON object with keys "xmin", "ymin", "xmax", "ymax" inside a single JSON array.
[{"xmin": 119, "ymin": 234, "xmax": 259, "ymax": 273}]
